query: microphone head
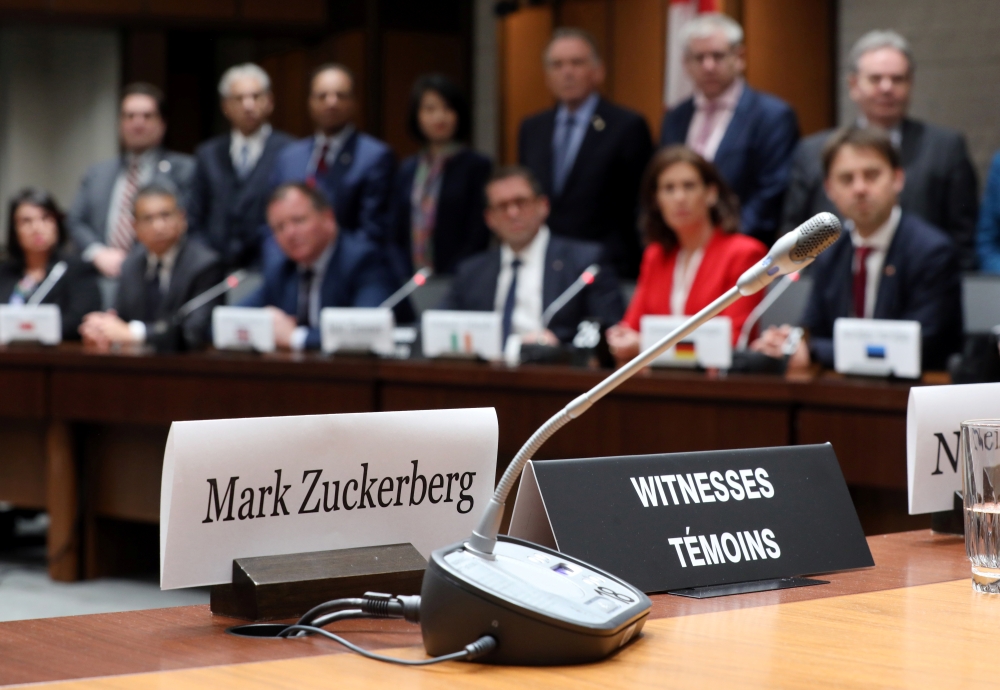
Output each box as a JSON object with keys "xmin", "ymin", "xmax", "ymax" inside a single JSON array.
[{"xmin": 788, "ymin": 212, "xmax": 842, "ymax": 262}]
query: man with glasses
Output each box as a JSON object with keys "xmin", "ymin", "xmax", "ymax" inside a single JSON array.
[
  {"xmin": 188, "ymin": 63, "xmax": 294, "ymax": 270},
  {"xmin": 518, "ymin": 28, "xmax": 653, "ymax": 279},
  {"xmin": 441, "ymin": 167, "xmax": 624, "ymax": 347},
  {"xmin": 782, "ymin": 30, "xmax": 978, "ymax": 269},
  {"xmin": 660, "ymin": 12, "xmax": 799, "ymax": 245}
]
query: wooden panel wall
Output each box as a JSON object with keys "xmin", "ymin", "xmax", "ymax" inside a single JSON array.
[
  {"xmin": 611, "ymin": 0, "xmax": 667, "ymax": 141},
  {"xmin": 499, "ymin": 5, "xmax": 553, "ymax": 164},
  {"xmin": 743, "ymin": 0, "xmax": 833, "ymax": 135},
  {"xmin": 2, "ymin": 0, "xmax": 325, "ymax": 23}
]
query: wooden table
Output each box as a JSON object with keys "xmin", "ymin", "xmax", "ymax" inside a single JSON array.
[
  {"xmin": 0, "ymin": 346, "xmax": 926, "ymax": 581},
  {"xmin": 0, "ymin": 530, "xmax": 978, "ymax": 688}
]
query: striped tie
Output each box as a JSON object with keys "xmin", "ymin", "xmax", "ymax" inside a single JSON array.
[{"xmin": 109, "ymin": 161, "xmax": 141, "ymax": 252}]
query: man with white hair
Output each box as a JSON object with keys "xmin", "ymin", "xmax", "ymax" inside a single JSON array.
[
  {"xmin": 660, "ymin": 12, "xmax": 799, "ymax": 245},
  {"xmin": 188, "ymin": 63, "xmax": 294, "ymax": 269},
  {"xmin": 782, "ymin": 29, "xmax": 978, "ymax": 269}
]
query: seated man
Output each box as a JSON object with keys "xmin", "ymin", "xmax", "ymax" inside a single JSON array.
[
  {"xmin": 79, "ymin": 183, "xmax": 223, "ymax": 350},
  {"xmin": 242, "ymin": 182, "xmax": 396, "ymax": 350},
  {"xmin": 752, "ymin": 126, "xmax": 962, "ymax": 371},
  {"xmin": 440, "ymin": 166, "xmax": 624, "ymax": 345}
]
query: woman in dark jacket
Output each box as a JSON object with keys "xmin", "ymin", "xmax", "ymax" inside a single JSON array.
[
  {"xmin": 389, "ymin": 74, "xmax": 492, "ymax": 278},
  {"xmin": 0, "ymin": 188, "xmax": 101, "ymax": 340}
]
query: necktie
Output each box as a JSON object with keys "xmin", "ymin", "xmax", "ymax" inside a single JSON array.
[
  {"xmin": 109, "ymin": 161, "xmax": 141, "ymax": 251},
  {"xmin": 237, "ymin": 143, "xmax": 251, "ymax": 179},
  {"xmin": 502, "ymin": 258, "xmax": 522, "ymax": 343},
  {"xmin": 853, "ymin": 247, "xmax": 873, "ymax": 318},
  {"xmin": 297, "ymin": 269, "xmax": 315, "ymax": 327},
  {"xmin": 692, "ymin": 100, "xmax": 720, "ymax": 158},
  {"xmin": 144, "ymin": 260, "xmax": 162, "ymax": 323},
  {"xmin": 307, "ymin": 142, "xmax": 330, "ymax": 188},
  {"xmin": 553, "ymin": 113, "xmax": 576, "ymax": 196}
]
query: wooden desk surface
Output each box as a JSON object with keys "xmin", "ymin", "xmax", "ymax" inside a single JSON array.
[{"xmin": 0, "ymin": 531, "xmax": 970, "ymax": 687}]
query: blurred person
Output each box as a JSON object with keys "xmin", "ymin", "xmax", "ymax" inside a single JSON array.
[
  {"xmin": 441, "ymin": 166, "xmax": 624, "ymax": 346},
  {"xmin": 68, "ymin": 83, "xmax": 195, "ymax": 278},
  {"xmin": 241, "ymin": 182, "xmax": 396, "ymax": 351},
  {"xmin": 754, "ymin": 127, "xmax": 962, "ymax": 370},
  {"xmin": 606, "ymin": 146, "xmax": 767, "ymax": 365},
  {"xmin": 660, "ymin": 12, "xmax": 799, "ymax": 245},
  {"xmin": 518, "ymin": 28, "xmax": 653, "ymax": 279},
  {"xmin": 782, "ymin": 30, "xmax": 978, "ymax": 269},
  {"xmin": 0, "ymin": 188, "xmax": 101, "ymax": 340},
  {"xmin": 389, "ymin": 73, "xmax": 491, "ymax": 278},
  {"xmin": 188, "ymin": 64, "xmax": 294, "ymax": 270},
  {"xmin": 79, "ymin": 183, "xmax": 222, "ymax": 350},
  {"xmin": 976, "ymin": 150, "xmax": 1000, "ymax": 273}
]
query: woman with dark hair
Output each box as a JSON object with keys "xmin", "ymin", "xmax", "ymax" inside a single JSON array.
[
  {"xmin": 0, "ymin": 188, "xmax": 101, "ymax": 340},
  {"xmin": 389, "ymin": 73, "xmax": 492, "ymax": 277},
  {"xmin": 606, "ymin": 146, "xmax": 767, "ymax": 364}
]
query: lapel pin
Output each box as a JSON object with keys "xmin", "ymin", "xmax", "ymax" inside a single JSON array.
[
  {"xmin": 884, "ymin": 265, "xmax": 896, "ymax": 276},
  {"xmin": 158, "ymin": 160, "xmax": 171, "ymax": 173},
  {"xmin": 592, "ymin": 115, "xmax": 605, "ymax": 131},
  {"xmin": 553, "ymin": 259, "xmax": 564, "ymax": 271},
  {"xmin": 340, "ymin": 152, "xmax": 352, "ymax": 165}
]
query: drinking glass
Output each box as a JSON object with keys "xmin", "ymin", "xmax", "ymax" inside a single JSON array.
[{"xmin": 962, "ymin": 419, "xmax": 1000, "ymax": 592}]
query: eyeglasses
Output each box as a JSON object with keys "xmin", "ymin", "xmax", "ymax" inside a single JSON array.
[
  {"xmin": 685, "ymin": 50, "xmax": 735, "ymax": 66},
  {"xmin": 488, "ymin": 196, "xmax": 536, "ymax": 214}
]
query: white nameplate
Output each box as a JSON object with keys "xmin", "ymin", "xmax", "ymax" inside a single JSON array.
[
  {"xmin": 320, "ymin": 307, "xmax": 394, "ymax": 355},
  {"xmin": 0, "ymin": 304, "xmax": 61, "ymax": 345},
  {"xmin": 907, "ymin": 382, "xmax": 1000, "ymax": 514},
  {"xmin": 421, "ymin": 310, "xmax": 502, "ymax": 360},
  {"xmin": 640, "ymin": 315, "xmax": 732, "ymax": 369},
  {"xmin": 834, "ymin": 318, "xmax": 921, "ymax": 378},
  {"xmin": 160, "ymin": 408, "xmax": 498, "ymax": 589},
  {"xmin": 212, "ymin": 306, "xmax": 275, "ymax": 353}
]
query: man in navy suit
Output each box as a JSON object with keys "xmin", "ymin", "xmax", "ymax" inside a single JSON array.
[
  {"xmin": 268, "ymin": 64, "xmax": 394, "ymax": 247},
  {"xmin": 441, "ymin": 167, "xmax": 624, "ymax": 346},
  {"xmin": 518, "ymin": 29, "xmax": 653, "ymax": 279},
  {"xmin": 752, "ymin": 127, "xmax": 962, "ymax": 371},
  {"xmin": 241, "ymin": 182, "xmax": 396, "ymax": 351},
  {"xmin": 660, "ymin": 13, "xmax": 799, "ymax": 245},
  {"xmin": 188, "ymin": 64, "xmax": 294, "ymax": 270}
]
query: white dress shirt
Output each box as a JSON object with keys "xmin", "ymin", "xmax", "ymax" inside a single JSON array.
[
  {"xmin": 290, "ymin": 241, "xmax": 336, "ymax": 351},
  {"xmin": 495, "ymin": 226, "xmax": 551, "ymax": 336},
  {"xmin": 670, "ymin": 245, "xmax": 706, "ymax": 316},
  {"xmin": 849, "ymin": 205, "xmax": 901, "ymax": 319},
  {"xmin": 686, "ymin": 78, "xmax": 744, "ymax": 161},
  {"xmin": 101, "ymin": 150, "xmax": 157, "ymax": 253},
  {"xmin": 128, "ymin": 242, "xmax": 181, "ymax": 342},
  {"xmin": 857, "ymin": 116, "xmax": 903, "ymax": 149},
  {"xmin": 230, "ymin": 124, "xmax": 272, "ymax": 175},
  {"xmin": 308, "ymin": 125, "xmax": 355, "ymax": 177}
]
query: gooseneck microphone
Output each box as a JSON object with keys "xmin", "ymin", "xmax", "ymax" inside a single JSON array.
[
  {"xmin": 541, "ymin": 264, "xmax": 599, "ymax": 328},
  {"xmin": 25, "ymin": 261, "xmax": 68, "ymax": 306},
  {"xmin": 735, "ymin": 271, "xmax": 800, "ymax": 351},
  {"xmin": 173, "ymin": 270, "xmax": 248, "ymax": 324},
  {"xmin": 380, "ymin": 267, "xmax": 433, "ymax": 310}
]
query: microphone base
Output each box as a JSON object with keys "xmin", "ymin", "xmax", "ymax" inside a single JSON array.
[
  {"xmin": 420, "ymin": 536, "xmax": 650, "ymax": 665},
  {"xmin": 730, "ymin": 350, "xmax": 788, "ymax": 375}
]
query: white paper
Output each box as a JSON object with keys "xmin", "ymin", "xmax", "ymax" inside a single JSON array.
[
  {"xmin": 212, "ymin": 306, "xmax": 275, "ymax": 352},
  {"xmin": 0, "ymin": 305, "xmax": 61, "ymax": 345},
  {"xmin": 160, "ymin": 408, "xmax": 497, "ymax": 589},
  {"xmin": 639, "ymin": 315, "xmax": 732, "ymax": 369},
  {"xmin": 507, "ymin": 461, "xmax": 558, "ymax": 550},
  {"xmin": 320, "ymin": 307, "xmax": 394, "ymax": 355},
  {"xmin": 907, "ymin": 382, "xmax": 1000, "ymax": 514}
]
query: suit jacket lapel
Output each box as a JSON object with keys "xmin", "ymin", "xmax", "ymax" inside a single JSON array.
[
  {"xmin": 713, "ymin": 86, "xmax": 753, "ymax": 164},
  {"xmin": 873, "ymin": 216, "xmax": 905, "ymax": 319},
  {"xmin": 560, "ymin": 99, "xmax": 606, "ymax": 196},
  {"xmin": 671, "ymin": 99, "xmax": 696, "ymax": 143},
  {"xmin": 536, "ymin": 110, "xmax": 557, "ymax": 195},
  {"xmin": 162, "ymin": 237, "xmax": 191, "ymax": 313},
  {"xmin": 96, "ymin": 158, "xmax": 126, "ymax": 236},
  {"xmin": 322, "ymin": 131, "xmax": 357, "ymax": 209},
  {"xmin": 481, "ymin": 251, "xmax": 502, "ymax": 310},
  {"xmin": 541, "ymin": 237, "xmax": 566, "ymax": 310},
  {"xmin": 899, "ymin": 119, "xmax": 922, "ymax": 170}
]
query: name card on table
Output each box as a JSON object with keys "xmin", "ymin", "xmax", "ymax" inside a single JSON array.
[
  {"xmin": 320, "ymin": 307, "xmax": 394, "ymax": 356},
  {"xmin": 907, "ymin": 382, "xmax": 1000, "ymax": 514},
  {"xmin": 421, "ymin": 310, "xmax": 502, "ymax": 360},
  {"xmin": 160, "ymin": 408, "xmax": 497, "ymax": 589},
  {"xmin": 834, "ymin": 318, "xmax": 921, "ymax": 379},
  {"xmin": 0, "ymin": 305, "xmax": 61, "ymax": 345},
  {"xmin": 212, "ymin": 306, "xmax": 275, "ymax": 353},
  {"xmin": 640, "ymin": 315, "xmax": 732, "ymax": 369},
  {"xmin": 508, "ymin": 444, "xmax": 872, "ymax": 593}
]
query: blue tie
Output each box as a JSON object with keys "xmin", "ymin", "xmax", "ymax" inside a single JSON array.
[
  {"xmin": 502, "ymin": 258, "xmax": 522, "ymax": 343},
  {"xmin": 553, "ymin": 113, "xmax": 576, "ymax": 196}
]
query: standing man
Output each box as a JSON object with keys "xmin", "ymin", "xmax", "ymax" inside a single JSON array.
[
  {"xmin": 660, "ymin": 13, "xmax": 799, "ymax": 245},
  {"xmin": 269, "ymin": 63, "xmax": 394, "ymax": 247},
  {"xmin": 518, "ymin": 28, "xmax": 653, "ymax": 279},
  {"xmin": 782, "ymin": 30, "xmax": 978, "ymax": 269},
  {"xmin": 188, "ymin": 64, "xmax": 294, "ymax": 270},
  {"xmin": 68, "ymin": 83, "xmax": 195, "ymax": 279}
]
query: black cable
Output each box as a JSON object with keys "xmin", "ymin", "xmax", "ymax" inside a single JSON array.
[
  {"xmin": 280, "ymin": 625, "xmax": 497, "ymax": 666},
  {"xmin": 294, "ymin": 609, "xmax": 366, "ymax": 633}
]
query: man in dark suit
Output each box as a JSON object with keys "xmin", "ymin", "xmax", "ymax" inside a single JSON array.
[
  {"xmin": 660, "ymin": 13, "xmax": 798, "ymax": 245},
  {"xmin": 241, "ymin": 182, "xmax": 396, "ymax": 351},
  {"xmin": 68, "ymin": 83, "xmax": 195, "ymax": 279},
  {"xmin": 268, "ymin": 64, "xmax": 394, "ymax": 247},
  {"xmin": 782, "ymin": 30, "xmax": 978, "ymax": 269},
  {"xmin": 79, "ymin": 183, "xmax": 223, "ymax": 351},
  {"xmin": 441, "ymin": 167, "xmax": 624, "ymax": 345},
  {"xmin": 753, "ymin": 127, "xmax": 962, "ymax": 371},
  {"xmin": 188, "ymin": 64, "xmax": 294, "ymax": 270},
  {"xmin": 518, "ymin": 28, "xmax": 652, "ymax": 278}
]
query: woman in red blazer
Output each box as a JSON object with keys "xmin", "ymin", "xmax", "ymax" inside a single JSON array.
[{"xmin": 607, "ymin": 146, "xmax": 767, "ymax": 364}]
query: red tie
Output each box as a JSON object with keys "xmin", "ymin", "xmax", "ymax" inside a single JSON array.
[
  {"xmin": 853, "ymin": 247, "xmax": 873, "ymax": 318},
  {"xmin": 306, "ymin": 142, "xmax": 330, "ymax": 188}
]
